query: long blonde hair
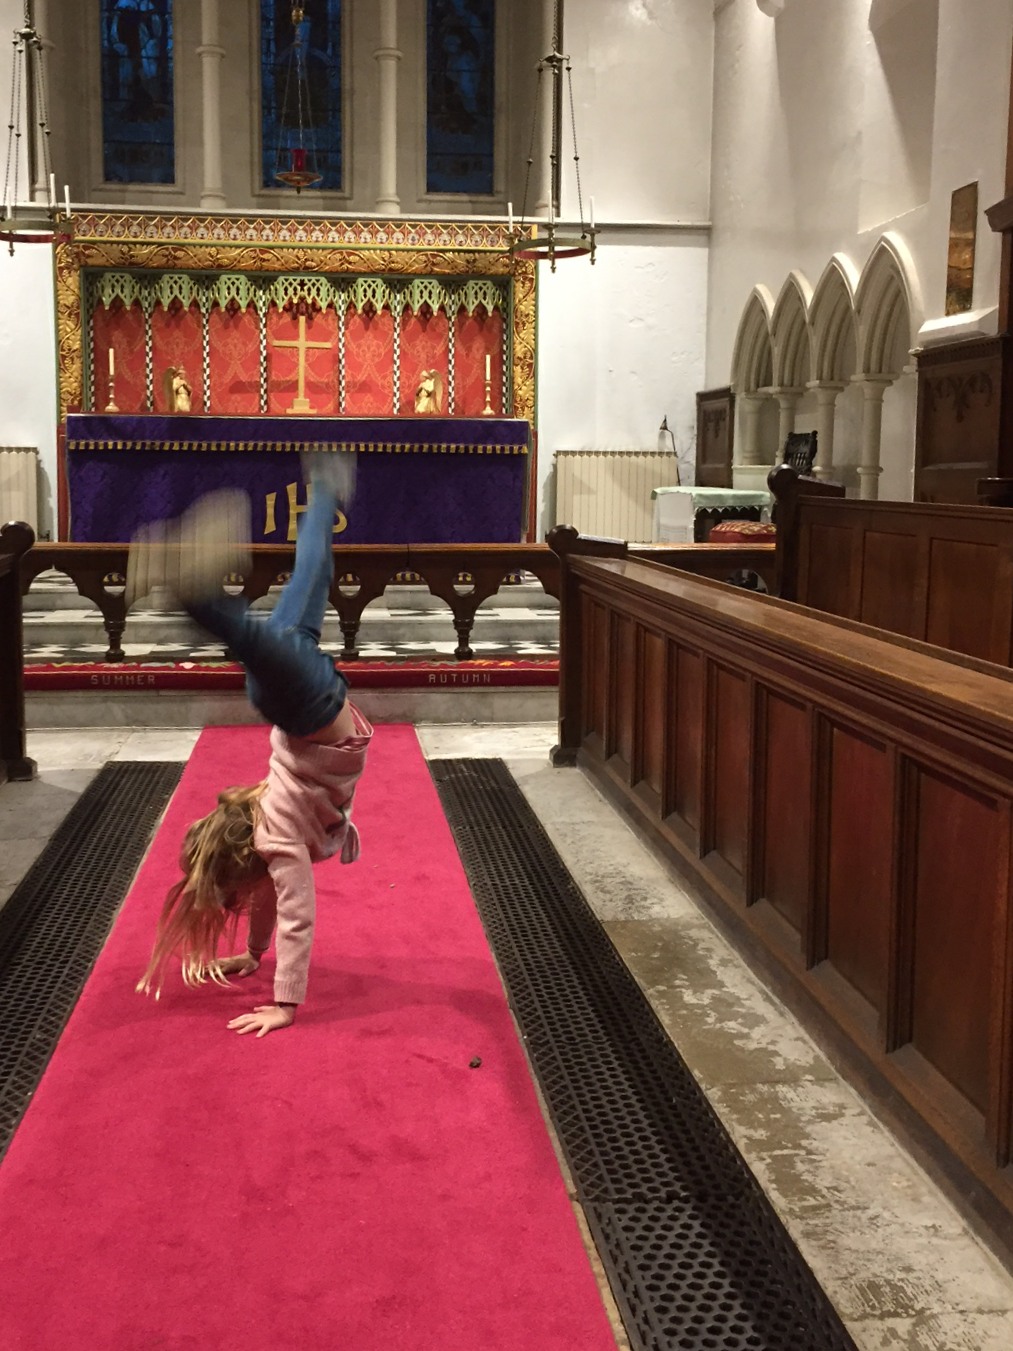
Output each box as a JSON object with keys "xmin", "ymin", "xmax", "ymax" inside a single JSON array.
[{"xmin": 136, "ymin": 783, "xmax": 268, "ymax": 999}]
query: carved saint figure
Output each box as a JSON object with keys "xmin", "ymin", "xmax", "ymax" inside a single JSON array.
[
  {"xmin": 414, "ymin": 369, "xmax": 444, "ymax": 415},
  {"xmin": 164, "ymin": 365, "xmax": 193, "ymax": 413}
]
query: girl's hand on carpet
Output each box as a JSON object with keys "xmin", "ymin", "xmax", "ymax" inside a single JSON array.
[
  {"xmin": 217, "ymin": 953, "xmax": 260, "ymax": 978},
  {"xmin": 227, "ymin": 1005, "xmax": 295, "ymax": 1037}
]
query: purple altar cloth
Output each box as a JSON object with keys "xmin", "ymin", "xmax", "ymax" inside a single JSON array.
[{"xmin": 65, "ymin": 415, "xmax": 530, "ymax": 544}]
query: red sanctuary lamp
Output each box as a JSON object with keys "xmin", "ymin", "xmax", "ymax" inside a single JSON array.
[
  {"xmin": 275, "ymin": 145, "xmax": 322, "ymax": 192},
  {"xmin": 272, "ymin": 5, "xmax": 324, "ymax": 192}
]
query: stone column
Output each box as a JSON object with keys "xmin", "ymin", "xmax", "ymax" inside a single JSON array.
[
  {"xmin": 854, "ymin": 376, "xmax": 893, "ymax": 500},
  {"xmin": 808, "ymin": 382, "xmax": 845, "ymax": 480},
  {"xmin": 374, "ymin": 0, "xmax": 401, "ymax": 214},
  {"xmin": 769, "ymin": 387, "xmax": 803, "ymax": 454},
  {"xmin": 732, "ymin": 392, "xmax": 771, "ymax": 489},
  {"xmin": 198, "ymin": 0, "xmax": 226, "ymax": 209},
  {"xmin": 534, "ymin": 0, "xmax": 555, "ymax": 216},
  {"xmin": 30, "ymin": 0, "xmax": 54, "ymax": 205},
  {"xmin": 736, "ymin": 394, "xmax": 765, "ymax": 465}
]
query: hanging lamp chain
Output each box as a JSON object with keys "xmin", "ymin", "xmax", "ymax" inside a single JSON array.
[{"xmin": 565, "ymin": 59, "xmax": 584, "ymax": 233}]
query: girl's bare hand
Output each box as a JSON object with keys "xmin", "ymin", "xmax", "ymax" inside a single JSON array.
[
  {"xmin": 227, "ymin": 1004, "xmax": 295, "ymax": 1037},
  {"xmin": 217, "ymin": 953, "xmax": 260, "ymax": 978}
]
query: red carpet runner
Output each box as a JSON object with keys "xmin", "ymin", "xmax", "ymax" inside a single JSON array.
[{"xmin": 0, "ymin": 725, "xmax": 617, "ymax": 1350}]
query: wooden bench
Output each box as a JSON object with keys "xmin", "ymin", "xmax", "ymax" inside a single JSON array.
[
  {"xmin": 770, "ymin": 464, "xmax": 1013, "ymax": 667},
  {"xmin": 550, "ymin": 529, "xmax": 1013, "ymax": 1248}
]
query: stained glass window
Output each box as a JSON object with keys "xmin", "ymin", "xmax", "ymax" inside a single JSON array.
[
  {"xmin": 261, "ymin": 0, "xmax": 343, "ymax": 192},
  {"xmin": 427, "ymin": 0, "xmax": 495, "ymax": 195},
  {"xmin": 100, "ymin": 0, "xmax": 175, "ymax": 184}
]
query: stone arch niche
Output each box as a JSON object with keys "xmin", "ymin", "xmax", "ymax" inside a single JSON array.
[
  {"xmin": 809, "ymin": 255, "xmax": 860, "ymax": 481},
  {"xmin": 730, "ymin": 286, "xmax": 778, "ymax": 489},
  {"xmin": 769, "ymin": 271, "xmax": 814, "ymax": 465},
  {"xmin": 854, "ymin": 234, "xmax": 919, "ymax": 498}
]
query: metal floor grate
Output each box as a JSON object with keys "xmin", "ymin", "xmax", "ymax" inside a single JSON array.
[
  {"xmin": 431, "ymin": 757, "xmax": 858, "ymax": 1351},
  {"xmin": 0, "ymin": 761, "xmax": 181, "ymax": 1161}
]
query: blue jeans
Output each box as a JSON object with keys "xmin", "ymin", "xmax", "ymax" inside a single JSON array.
[{"xmin": 186, "ymin": 484, "xmax": 348, "ymax": 737}]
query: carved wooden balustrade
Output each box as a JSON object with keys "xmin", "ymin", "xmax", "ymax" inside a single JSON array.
[
  {"xmin": 0, "ymin": 521, "xmax": 36, "ymax": 782},
  {"xmin": 19, "ymin": 540, "xmax": 777, "ymax": 664}
]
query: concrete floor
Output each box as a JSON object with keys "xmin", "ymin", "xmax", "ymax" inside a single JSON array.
[{"xmin": 3, "ymin": 722, "xmax": 1013, "ymax": 1350}]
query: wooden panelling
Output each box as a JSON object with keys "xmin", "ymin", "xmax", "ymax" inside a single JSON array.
[
  {"xmin": 613, "ymin": 615, "xmax": 636, "ymax": 769},
  {"xmin": 583, "ymin": 598, "xmax": 608, "ymax": 743},
  {"xmin": 555, "ymin": 544, "xmax": 1013, "ymax": 1234},
  {"xmin": 858, "ymin": 531, "xmax": 924, "ymax": 638},
  {"xmin": 757, "ymin": 692, "xmax": 811, "ymax": 934},
  {"xmin": 910, "ymin": 769, "xmax": 999, "ymax": 1113},
  {"xmin": 925, "ymin": 539, "xmax": 1007, "ymax": 662},
  {"xmin": 825, "ymin": 726, "xmax": 893, "ymax": 1014},
  {"xmin": 641, "ymin": 630, "xmax": 666, "ymax": 796},
  {"xmin": 799, "ymin": 524, "xmax": 855, "ymax": 617},
  {"xmin": 710, "ymin": 666, "xmax": 751, "ymax": 878},
  {"xmin": 671, "ymin": 646, "xmax": 704, "ymax": 834},
  {"xmin": 780, "ymin": 494, "xmax": 1013, "ymax": 669},
  {"xmin": 915, "ymin": 337, "xmax": 1003, "ymax": 504}
]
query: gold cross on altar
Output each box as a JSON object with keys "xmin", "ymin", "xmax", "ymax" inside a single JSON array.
[{"xmin": 271, "ymin": 313, "xmax": 334, "ymax": 414}]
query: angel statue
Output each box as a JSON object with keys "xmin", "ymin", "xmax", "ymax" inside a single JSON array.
[
  {"xmin": 414, "ymin": 369, "xmax": 444, "ymax": 415},
  {"xmin": 163, "ymin": 365, "xmax": 193, "ymax": 413}
]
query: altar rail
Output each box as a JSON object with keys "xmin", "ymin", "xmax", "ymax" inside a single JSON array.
[
  {"xmin": 551, "ymin": 528, "xmax": 1013, "ymax": 1245},
  {"xmin": 19, "ymin": 540, "xmax": 777, "ymax": 663},
  {"xmin": 0, "ymin": 522, "xmax": 35, "ymax": 782},
  {"xmin": 769, "ymin": 463, "xmax": 1013, "ymax": 666}
]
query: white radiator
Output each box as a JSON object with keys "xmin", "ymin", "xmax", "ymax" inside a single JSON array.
[
  {"xmin": 553, "ymin": 449, "xmax": 679, "ymax": 542},
  {"xmin": 0, "ymin": 446, "xmax": 39, "ymax": 532}
]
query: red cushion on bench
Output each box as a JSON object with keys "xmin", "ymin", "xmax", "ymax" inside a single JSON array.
[{"xmin": 707, "ymin": 520, "xmax": 777, "ymax": 542}]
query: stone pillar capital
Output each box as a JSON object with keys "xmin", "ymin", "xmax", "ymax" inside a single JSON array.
[
  {"xmin": 806, "ymin": 381, "xmax": 846, "ymax": 400},
  {"xmin": 852, "ymin": 374, "xmax": 895, "ymax": 401}
]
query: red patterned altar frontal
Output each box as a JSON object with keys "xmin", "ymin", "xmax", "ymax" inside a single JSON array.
[{"xmin": 85, "ymin": 276, "xmax": 509, "ymax": 420}]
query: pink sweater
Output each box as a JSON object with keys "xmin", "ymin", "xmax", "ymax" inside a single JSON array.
[{"xmin": 248, "ymin": 703, "xmax": 372, "ymax": 1004}]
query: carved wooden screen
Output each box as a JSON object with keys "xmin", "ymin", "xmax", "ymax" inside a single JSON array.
[
  {"xmin": 695, "ymin": 387, "xmax": 735, "ymax": 488},
  {"xmin": 914, "ymin": 337, "xmax": 1003, "ymax": 503}
]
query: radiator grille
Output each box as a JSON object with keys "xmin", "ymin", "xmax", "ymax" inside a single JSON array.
[
  {"xmin": 0, "ymin": 446, "xmax": 39, "ymax": 532},
  {"xmin": 554, "ymin": 450, "xmax": 677, "ymax": 542}
]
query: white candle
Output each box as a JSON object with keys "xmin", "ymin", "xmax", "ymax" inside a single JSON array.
[
  {"xmin": 63, "ymin": 184, "xmax": 70, "ymax": 218},
  {"xmin": 507, "ymin": 200, "xmax": 513, "ymax": 232},
  {"xmin": 485, "ymin": 354, "xmax": 491, "ymax": 381},
  {"xmin": 589, "ymin": 196, "xmax": 595, "ymax": 230},
  {"xmin": 48, "ymin": 173, "xmax": 56, "ymax": 209},
  {"xmin": 108, "ymin": 346, "xmax": 115, "ymax": 378}
]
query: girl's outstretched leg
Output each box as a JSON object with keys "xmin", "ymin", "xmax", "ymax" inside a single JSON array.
[{"xmin": 269, "ymin": 451, "xmax": 356, "ymax": 639}]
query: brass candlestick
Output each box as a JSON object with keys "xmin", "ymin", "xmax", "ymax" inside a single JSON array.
[
  {"xmin": 104, "ymin": 373, "xmax": 118, "ymax": 413},
  {"xmin": 481, "ymin": 375, "xmax": 495, "ymax": 416}
]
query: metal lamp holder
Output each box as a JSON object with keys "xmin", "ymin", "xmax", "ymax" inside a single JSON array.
[{"xmin": 509, "ymin": 32, "xmax": 596, "ymax": 272}]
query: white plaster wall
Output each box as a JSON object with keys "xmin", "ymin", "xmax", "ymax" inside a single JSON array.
[
  {"xmin": 707, "ymin": 0, "xmax": 1013, "ymax": 495},
  {"xmin": 564, "ymin": 0, "xmax": 714, "ymax": 224},
  {"xmin": 0, "ymin": 0, "xmax": 59, "ymax": 537},
  {"xmin": 536, "ymin": 233, "xmax": 710, "ymax": 537}
]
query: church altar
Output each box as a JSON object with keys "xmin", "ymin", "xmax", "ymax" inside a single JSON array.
[{"xmin": 64, "ymin": 413, "xmax": 530, "ymax": 544}]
